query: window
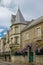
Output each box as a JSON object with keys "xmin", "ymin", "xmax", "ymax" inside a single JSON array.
[
  {"xmin": 11, "ymin": 27, "xmax": 13, "ymax": 33},
  {"xmin": 11, "ymin": 38, "xmax": 13, "ymax": 43},
  {"xmin": 11, "ymin": 27, "xmax": 13, "ymax": 30},
  {"xmin": 26, "ymin": 33, "xmax": 29, "ymax": 40},
  {"xmin": 35, "ymin": 26, "xmax": 41, "ymax": 37},
  {"xmin": 15, "ymin": 26, "xmax": 19, "ymax": 33},
  {"xmin": 15, "ymin": 36, "xmax": 19, "ymax": 44}
]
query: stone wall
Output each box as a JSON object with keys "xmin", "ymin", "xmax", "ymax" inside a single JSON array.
[
  {"xmin": 11, "ymin": 56, "xmax": 28, "ymax": 63},
  {"xmin": 11, "ymin": 55, "xmax": 43, "ymax": 64},
  {"xmin": 35, "ymin": 55, "xmax": 43, "ymax": 65}
]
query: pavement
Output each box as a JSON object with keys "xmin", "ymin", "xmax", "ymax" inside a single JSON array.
[{"xmin": 0, "ymin": 60, "xmax": 28, "ymax": 65}]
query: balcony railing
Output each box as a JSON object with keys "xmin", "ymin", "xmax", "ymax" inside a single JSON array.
[
  {"xmin": 34, "ymin": 36, "xmax": 43, "ymax": 42},
  {"xmin": 9, "ymin": 44, "xmax": 13, "ymax": 48},
  {"xmin": 9, "ymin": 43, "xmax": 20, "ymax": 49},
  {"xmin": 3, "ymin": 51, "xmax": 10, "ymax": 55},
  {"xmin": 0, "ymin": 51, "xmax": 10, "ymax": 55}
]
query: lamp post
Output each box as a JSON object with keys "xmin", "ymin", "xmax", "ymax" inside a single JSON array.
[
  {"xmin": 27, "ymin": 45, "xmax": 31, "ymax": 64},
  {"xmin": 7, "ymin": 30, "xmax": 12, "ymax": 61},
  {"xmin": 28, "ymin": 47, "xmax": 29, "ymax": 64},
  {"xmin": 9, "ymin": 43, "xmax": 13, "ymax": 62}
]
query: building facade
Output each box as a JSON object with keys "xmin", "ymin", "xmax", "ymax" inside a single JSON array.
[
  {"xmin": 9, "ymin": 9, "xmax": 43, "ymax": 51},
  {"xmin": 9, "ymin": 8, "xmax": 27, "ymax": 52},
  {"xmin": 0, "ymin": 38, "xmax": 4, "ymax": 54},
  {"xmin": 21, "ymin": 17, "xmax": 43, "ymax": 50},
  {"xmin": 0, "ymin": 8, "xmax": 43, "ymax": 61}
]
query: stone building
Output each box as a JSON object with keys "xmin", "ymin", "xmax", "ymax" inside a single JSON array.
[
  {"xmin": 9, "ymin": 8, "xmax": 28, "ymax": 52},
  {"xmin": 9, "ymin": 8, "xmax": 43, "ymax": 51},
  {"xmin": 21, "ymin": 16, "xmax": 43, "ymax": 50},
  {"xmin": 0, "ymin": 38, "xmax": 4, "ymax": 55},
  {"xmin": 0, "ymin": 8, "xmax": 43, "ymax": 62}
]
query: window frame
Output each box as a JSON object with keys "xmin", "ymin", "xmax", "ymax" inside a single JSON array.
[
  {"xmin": 35, "ymin": 26, "xmax": 41, "ymax": 37},
  {"xmin": 15, "ymin": 26, "xmax": 19, "ymax": 33},
  {"xmin": 14, "ymin": 36, "xmax": 19, "ymax": 44},
  {"xmin": 25, "ymin": 32, "xmax": 30, "ymax": 40}
]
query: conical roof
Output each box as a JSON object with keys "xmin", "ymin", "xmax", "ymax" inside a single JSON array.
[{"xmin": 14, "ymin": 8, "xmax": 27, "ymax": 24}]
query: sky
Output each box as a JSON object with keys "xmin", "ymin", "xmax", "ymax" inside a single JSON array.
[{"xmin": 0, "ymin": 0, "xmax": 43, "ymax": 38}]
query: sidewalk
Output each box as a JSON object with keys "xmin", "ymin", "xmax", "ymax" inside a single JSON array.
[
  {"xmin": 0, "ymin": 60, "xmax": 28, "ymax": 65},
  {"xmin": 0, "ymin": 59, "xmax": 13, "ymax": 64}
]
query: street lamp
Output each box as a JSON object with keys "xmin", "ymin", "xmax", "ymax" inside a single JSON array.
[{"xmin": 9, "ymin": 44, "xmax": 12, "ymax": 62}]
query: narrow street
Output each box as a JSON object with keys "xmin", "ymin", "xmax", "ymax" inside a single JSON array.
[
  {"xmin": 0, "ymin": 61, "xmax": 27, "ymax": 65},
  {"xmin": 0, "ymin": 59, "xmax": 27, "ymax": 65},
  {"xmin": 0, "ymin": 61, "xmax": 28, "ymax": 65},
  {"xmin": 0, "ymin": 63, "xmax": 9, "ymax": 65}
]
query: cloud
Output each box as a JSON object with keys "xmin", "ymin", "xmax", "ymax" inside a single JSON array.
[
  {"xmin": 0, "ymin": 7, "xmax": 11, "ymax": 28},
  {"xmin": 0, "ymin": 0, "xmax": 11, "ymax": 7},
  {"xmin": 0, "ymin": 0, "xmax": 24, "ymax": 10},
  {"xmin": 0, "ymin": 0, "xmax": 43, "ymax": 38},
  {"xmin": 4, "ymin": 31, "xmax": 7, "ymax": 35},
  {"xmin": 0, "ymin": 0, "xmax": 43, "ymax": 27},
  {"xmin": 0, "ymin": 25, "xmax": 8, "ymax": 38},
  {"xmin": 0, "ymin": 0, "xmax": 43, "ymax": 20},
  {"xmin": 0, "ymin": 34, "xmax": 2, "ymax": 35},
  {"xmin": 0, "ymin": 7, "xmax": 10, "ymax": 18},
  {"xmin": 0, "ymin": 29, "xmax": 3, "ymax": 32},
  {"xmin": 0, "ymin": 37, "xmax": 1, "ymax": 39}
]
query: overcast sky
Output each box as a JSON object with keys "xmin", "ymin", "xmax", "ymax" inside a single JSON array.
[{"xmin": 0, "ymin": 0, "xmax": 43, "ymax": 38}]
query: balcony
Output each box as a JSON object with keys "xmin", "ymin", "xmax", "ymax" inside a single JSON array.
[
  {"xmin": 0, "ymin": 51, "xmax": 10, "ymax": 56},
  {"xmin": 9, "ymin": 43, "xmax": 20, "ymax": 49},
  {"xmin": 9, "ymin": 43, "xmax": 20, "ymax": 52},
  {"xmin": 34, "ymin": 36, "xmax": 43, "ymax": 42},
  {"xmin": 3, "ymin": 51, "xmax": 10, "ymax": 55},
  {"xmin": 9, "ymin": 44, "xmax": 13, "ymax": 48}
]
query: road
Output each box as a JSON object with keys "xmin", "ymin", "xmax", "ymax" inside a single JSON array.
[
  {"xmin": 0, "ymin": 62, "xmax": 27, "ymax": 65},
  {"xmin": 0, "ymin": 63, "xmax": 9, "ymax": 65}
]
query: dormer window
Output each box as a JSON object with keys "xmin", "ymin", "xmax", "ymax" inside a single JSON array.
[{"xmin": 11, "ymin": 15, "xmax": 16, "ymax": 25}]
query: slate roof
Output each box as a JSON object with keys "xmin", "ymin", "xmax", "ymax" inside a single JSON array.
[
  {"xmin": 11, "ymin": 8, "xmax": 27, "ymax": 24},
  {"xmin": 21, "ymin": 16, "xmax": 43, "ymax": 32},
  {"xmin": 11, "ymin": 9, "xmax": 43, "ymax": 31}
]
